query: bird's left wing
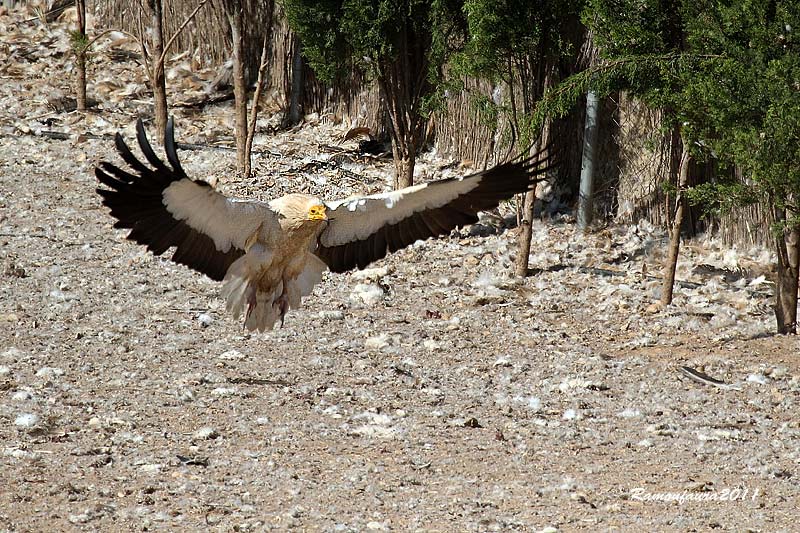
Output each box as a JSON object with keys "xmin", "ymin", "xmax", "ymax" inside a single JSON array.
[
  {"xmin": 316, "ymin": 148, "xmax": 556, "ymax": 272},
  {"xmin": 95, "ymin": 118, "xmax": 279, "ymax": 281}
]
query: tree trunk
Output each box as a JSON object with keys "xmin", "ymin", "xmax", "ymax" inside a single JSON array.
[
  {"xmin": 377, "ymin": 14, "xmax": 430, "ymax": 190},
  {"xmin": 384, "ymin": 105, "xmax": 419, "ymax": 189},
  {"xmin": 391, "ymin": 142, "xmax": 415, "ymax": 190},
  {"xmin": 226, "ymin": 1, "xmax": 248, "ymax": 174},
  {"xmin": 381, "ymin": 89, "xmax": 419, "ymax": 190},
  {"xmin": 514, "ymin": 188, "xmax": 538, "ymax": 276},
  {"xmin": 660, "ymin": 148, "xmax": 690, "ymax": 305},
  {"xmin": 75, "ymin": 0, "xmax": 87, "ymax": 111},
  {"xmin": 774, "ymin": 205, "xmax": 799, "ymax": 334},
  {"xmin": 150, "ymin": 0, "xmax": 168, "ymax": 140},
  {"xmin": 286, "ymin": 36, "xmax": 303, "ymax": 127},
  {"xmin": 514, "ymin": 123, "xmax": 550, "ymax": 277}
]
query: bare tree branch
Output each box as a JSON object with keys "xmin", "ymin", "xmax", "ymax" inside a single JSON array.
[
  {"xmin": 244, "ymin": 33, "xmax": 272, "ymax": 178},
  {"xmin": 157, "ymin": 0, "xmax": 210, "ymax": 68},
  {"xmin": 136, "ymin": 3, "xmax": 152, "ymax": 85}
]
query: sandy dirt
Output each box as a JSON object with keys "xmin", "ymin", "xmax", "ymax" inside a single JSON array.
[{"xmin": 1, "ymin": 5, "xmax": 799, "ymax": 532}]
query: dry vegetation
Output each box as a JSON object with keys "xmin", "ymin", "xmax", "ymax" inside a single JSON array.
[{"xmin": 0, "ymin": 6, "xmax": 798, "ymax": 532}]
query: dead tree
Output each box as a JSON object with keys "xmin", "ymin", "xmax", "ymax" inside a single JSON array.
[
  {"xmin": 221, "ymin": 0, "xmax": 275, "ymax": 178},
  {"xmin": 74, "ymin": 0, "xmax": 88, "ymax": 111},
  {"xmin": 138, "ymin": 0, "xmax": 209, "ymax": 139},
  {"xmin": 244, "ymin": 34, "xmax": 272, "ymax": 178},
  {"xmin": 221, "ymin": 0, "xmax": 248, "ymax": 172}
]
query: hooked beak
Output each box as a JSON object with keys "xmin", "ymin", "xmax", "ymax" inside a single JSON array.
[{"xmin": 308, "ymin": 205, "xmax": 328, "ymax": 221}]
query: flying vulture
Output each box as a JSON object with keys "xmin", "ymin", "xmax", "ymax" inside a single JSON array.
[{"xmin": 95, "ymin": 119, "xmax": 555, "ymax": 332}]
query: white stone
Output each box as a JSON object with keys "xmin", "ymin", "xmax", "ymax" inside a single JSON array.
[
  {"xmin": 193, "ymin": 426, "xmax": 218, "ymax": 440},
  {"xmin": 562, "ymin": 409, "xmax": 578, "ymax": 420},
  {"xmin": 365, "ymin": 334, "xmax": 391, "ymax": 350},
  {"xmin": 318, "ymin": 310, "xmax": 345, "ymax": 320},
  {"xmin": 218, "ymin": 349, "xmax": 245, "ymax": 361},
  {"xmin": 36, "ymin": 366, "xmax": 64, "ymax": 378},
  {"xmin": 351, "ymin": 266, "xmax": 390, "ymax": 281},
  {"xmin": 14, "ymin": 413, "xmax": 40, "ymax": 428},
  {"xmin": 350, "ymin": 283, "xmax": 384, "ymax": 306}
]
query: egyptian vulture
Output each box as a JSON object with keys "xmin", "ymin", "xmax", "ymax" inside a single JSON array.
[{"xmin": 95, "ymin": 119, "xmax": 554, "ymax": 332}]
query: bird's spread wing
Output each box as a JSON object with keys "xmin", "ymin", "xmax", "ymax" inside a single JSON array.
[
  {"xmin": 95, "ymin": 118, "xmax": 279, "ymax": 281},
  {"xmin": 316, "ymin": 148, "xmax": 556, "ymax": 272}
]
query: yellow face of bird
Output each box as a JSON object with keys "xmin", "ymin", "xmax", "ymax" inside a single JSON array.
[{"xmin": 307, "ymin": 204, "xmax": 328, "ymax": 221}]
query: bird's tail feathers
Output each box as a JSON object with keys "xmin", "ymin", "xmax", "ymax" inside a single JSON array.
[{"xmin": 221, "ymin": 250, "xmax": 327, "ymax": 332}]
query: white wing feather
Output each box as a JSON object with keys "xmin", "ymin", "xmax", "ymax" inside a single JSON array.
[
  {"xmin": 320, "ymin": 177, "xmax": 478, "ymax": 247},
  {"xmin": 163, "ymin": 179, "xmax": 280, "ymax": 253}
]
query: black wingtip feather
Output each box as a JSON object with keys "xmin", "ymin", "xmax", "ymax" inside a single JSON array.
[
  {"xmin": 165, "ymin": 117, "xmax": 186, "ymax": 178},
  {"xmin": 95, "ymin": 118, "xmax": 245, "ymax": 281},
  {"xmin": 136, "ymin": 119, "xmax": 169, "ymax": 171}
]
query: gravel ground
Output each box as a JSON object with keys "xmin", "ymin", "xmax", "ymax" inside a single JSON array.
[{"xmin": 1, "ymin": 6, "xmax": 799, "ymax": 532}]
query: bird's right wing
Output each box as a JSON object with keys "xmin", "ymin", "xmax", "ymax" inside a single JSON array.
[{"xmin": 95, "ymin": 118, "xmax": 280, "ymax": 281}]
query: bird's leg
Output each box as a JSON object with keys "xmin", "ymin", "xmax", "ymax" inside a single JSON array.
[
  {"xmin": 276, "ymin": 295, "xmax": 289, "ymax": 327},
  {"xmin": 243, "ymin": 283, "xmax": 257, "ymax": 326},
  {"xmin": 274, "ymin": 279, "xmax": 290, "ymax": 327}
]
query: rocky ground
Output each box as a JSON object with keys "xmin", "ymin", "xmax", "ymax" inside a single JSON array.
[{"xmin": 1, "ymin": 5, "xmax": 799, "ymax": 532}]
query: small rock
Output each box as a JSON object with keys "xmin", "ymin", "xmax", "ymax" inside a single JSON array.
[
  {"xmin": 562, "ymin": 409, "xmax": 578, "ymax": 420},
  {"xmin": 68, "ymin": 511, "xmax": 92, "ymax": 524},
  {"xmin": 318, "ymin": 310, "xmax": 345, "ymax": 321},
  {"xmin": 463, "ymin": 417, "xmax": 482, "ymax": 428},
  {"xmin": 178, "ymin": 388, "xmax": 195, "ymax": 402},
  {"xmin": 0, "ymin": 364, "xmax": 11, "ymax": 376},
  {"xmin": 422, "ymin": 339, "xmax": 440, "ymax": 352},
  {"xmin": 11, "ymin": 390, "xmax": 33, "ymax": 401},
  {"xmin": 365, "ymin": 334, "xmax": 391, "ymax": 351},
  {"xmin": 35, "ymin": 366, "xmax": 64, "ymax": 378},
  {"xmin": 193, "ymin": 426, "xmax": 219, "ymax": 440},
  {"xmin": 197, "ymin": 313, "xmax": 213, "ymax": 327},
  {"xmin": 645, "ymin": 302, "xmax": 664, "ymax": 314},
  {"xmin": 14, "ymin": 413, "xmax": 40, "ymax": 428},
  {"xmin": 766, "ymin": 366, "xmax": 789, "ymax": 379},
  {"xmin": 350, "ymin": 283, "xmax": 385, "ymax": 306},
  {"xmin": 446, "ymin": 316, "xmax": 461, "ymax": 331},
  {"xmin": 218, "ymin": 349, "xmax": 245, "ymax": 361},
  {"xmin": 351, "ymin": 266, "xmax": 391, "ymax": 282},
  {"xmin": 1, "ymin": 347, "xmax": 24, "ymax": 361}
]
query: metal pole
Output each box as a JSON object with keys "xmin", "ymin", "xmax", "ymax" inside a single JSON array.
[{"xmin": 578, "ymin": 90, "xmax": 599, "ymax": 230}]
